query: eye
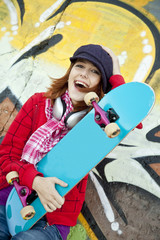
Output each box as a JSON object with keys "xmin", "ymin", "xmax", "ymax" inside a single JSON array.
[
  {"xmin": 91, "ymin": 69, "xmax": 100, "ymax": 75},
  {"xmin": 75, "ymin": 64, "xmax": 84, "ymax": 68}
]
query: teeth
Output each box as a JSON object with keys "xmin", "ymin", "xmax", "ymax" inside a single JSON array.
[{"xmin": 75, "ymin": 81, "xmax": 88, "ymax": 88}]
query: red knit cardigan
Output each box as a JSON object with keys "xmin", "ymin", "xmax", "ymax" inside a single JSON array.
[{"xmin": 0, "ymin": 75, "xmax": 125, "ymax": 226}]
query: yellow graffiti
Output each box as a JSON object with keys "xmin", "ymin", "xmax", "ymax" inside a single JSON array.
[
  {"xmin": 78, "ymin": 213, "xmax": 98, "ymax": 240},
  {"xmin": 0, "ymin": 0, "xmax": 156, "ymax": 83},
  {"xmin": 120, "ymin": 0, "xmax": 154, "ymax": 8}
]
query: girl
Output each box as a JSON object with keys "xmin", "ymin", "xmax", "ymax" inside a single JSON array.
[{"xmin": 0, "ymin": 44, "xmax": 126, "ymax": 240}]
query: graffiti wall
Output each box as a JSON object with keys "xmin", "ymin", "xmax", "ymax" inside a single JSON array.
[{"xmin": 0, "ymin": 0, "xmax": 160, "ymax": 239}]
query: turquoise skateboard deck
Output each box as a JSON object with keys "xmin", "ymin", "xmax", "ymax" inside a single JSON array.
[{"xmin": 6, "ymin": 82, "xmax": 155, "ymax": 236}]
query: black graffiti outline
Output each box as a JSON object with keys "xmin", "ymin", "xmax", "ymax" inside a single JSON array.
[
  {"xmin": 146, "ymin": 125, "xmax": 160, "ymax": 143},
  {"xmin": 135, "ymin": 155, "xmax": 160, "ymax": 186},
  {"xmin": 47, "ymin": 0, "xmax": 160, "ymax": 83},
  {"xmin": 16, "ymin": 0, "xmax": 25, "ymax": 24},
  {"xmin": 82, "ymin": 201, "xmax": 107, "ymax": 240},
  {"xmin": 13, "ymin": 0, "xmax": 160, "ymax": 80},
  {"xmin": 11, "ymin": 34, "xmax": 63, "ymax": 66}
]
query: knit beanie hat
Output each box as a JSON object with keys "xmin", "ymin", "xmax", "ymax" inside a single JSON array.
[{"xmin": 70, "ymin": 44, "xmax": 113, "ymax": 93}]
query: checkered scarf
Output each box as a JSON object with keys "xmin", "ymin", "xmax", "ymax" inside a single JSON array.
[{"xmin": 21, "ymin": 90, "xmax": 73, "ymax": 165}]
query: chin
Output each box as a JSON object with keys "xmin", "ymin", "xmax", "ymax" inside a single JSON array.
[{"xmin": 71, "ymin": 96, "xmax": 85, "ymax": 105}]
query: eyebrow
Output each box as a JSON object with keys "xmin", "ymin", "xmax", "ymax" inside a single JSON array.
[
  {"xmin": 76, "ymin": 58, "xmax": 88, "ymax": 63},
  {"xmin": 76, "ymin": 59, "xmax": 98, "ymax": 68}
]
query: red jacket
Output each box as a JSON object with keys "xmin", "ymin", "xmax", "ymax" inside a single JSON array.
[{"xmin": 0, "ymin": 75, "xmax": 125, "ymax": 226}]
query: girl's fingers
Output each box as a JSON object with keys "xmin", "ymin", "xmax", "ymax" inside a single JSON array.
[
  {"xmin": 32, "ymin": 176, "xmax": 67, "ymax": 212},
  {"xmin": 52, "ymin": 177, "xmax": 68, "ymax": 187}
]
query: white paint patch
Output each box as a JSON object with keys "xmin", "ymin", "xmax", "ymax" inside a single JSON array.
[
  {"xmin": 56, "ymin": 21, "xmax": 65, "ymax": 29},
  {"xmin": 3, "ymin": 0, "xmax": 18, "ymax": 25},
  {"xmin": 111, "ymin": 222, "xmax": 119, "ymax": 231},
  {"xmin": 35, "ymin": 22, "xmax": 40, "ymax": 28},
  {"xmin": 132, "ymin": 55, "xmax": 153, "ymax": 82},
  {"xmin": 39, "ymin": 0, "xmax": 64, "ymax": 23},
  {"xmin": 5, "ymin": 32, "xmax": 10, "ymax": 36},
  {"xmin": 12, "ymin": 31, "xmax": 17, "ymax": 35},
  {"xmin": 0, "ymin": 35, "xmax": 14, "ymax": 54},
  {"xmin": 1, "ymin": 27, "xmax": 6, "ymax": 31},
  {"xmin": 9, "ymin": 36, "xmax": 13, "ymax": 41},
  {"xmin": 11, "ymin": 25, "xmax": 18, "ymax": 31},
  {"xmin": 3, "ymin": 0, "xmax": 18, "ymax": 33},
  {"xmin": 143, "ymin": 44, "xmax": 152, "ymax": 54},
  {"xmin": 89, "ymin": 171, "xmax": 123, "ymax": 234},
  {"xmin": 142, "ymin": 38, "xmax": 148, "ymax": 45},
  {"xmin": 140, "ymin": 31, "xmax": 146, "ymax": 37},
  {"xmin": 66, "ymin": 21, "xmax": 71, "ymax": 26},
  {"xmin": 56, "ymin": 21, "xmax": 72, "ymax": 30},
  {"xmin": 118, "ymin": 229, "xmax": 123, "ymax": 235},
  {"xmin": 118, "ymin": 51, "xmax": 128, "ymax": 66}
]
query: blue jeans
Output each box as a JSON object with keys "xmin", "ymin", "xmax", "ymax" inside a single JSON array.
[{"xmin": 0, "ymin": 205, "xmax": 62, "ymax": 240}]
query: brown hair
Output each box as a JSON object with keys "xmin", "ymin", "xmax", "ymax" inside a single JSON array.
[{"xmin": 44, "ymin": 61, "xmax": 105, "ymax": 112}]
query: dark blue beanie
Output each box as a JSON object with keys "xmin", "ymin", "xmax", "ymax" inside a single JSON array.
[{"xmin": 70, "ymin": 44, "xmax": 113, "ymax": 93}]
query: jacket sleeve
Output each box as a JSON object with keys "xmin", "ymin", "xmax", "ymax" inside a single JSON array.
[
  {"xmin": 109, "ymin": 74, "xmax": 125, "ymax": 89},
  {"xmin": 0, "ymin": 94, "xmax": 43, "ymax": 190}
]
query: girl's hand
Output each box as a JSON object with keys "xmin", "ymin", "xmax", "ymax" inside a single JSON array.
[
  {"xmin": 32, "ymin": 176, "xmax": 68, "ymax": 212},
  {"xmin": 101, "ymin": 46, "xmax": 121, "ymax": 75}
]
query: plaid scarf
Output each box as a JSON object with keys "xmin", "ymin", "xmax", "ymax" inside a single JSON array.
[{"xmin": 21, "ymin": 90, "xmax": 73, "ymax": 165}]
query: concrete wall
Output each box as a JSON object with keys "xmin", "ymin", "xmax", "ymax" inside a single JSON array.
[{"xmin": 0, "ymin": 0, "xmax": 160, "ymax": 239}]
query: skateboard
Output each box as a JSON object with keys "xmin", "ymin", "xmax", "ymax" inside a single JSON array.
[{"xmin": 5, "ymin": 82, "xmax": 155, "ymax": 236}]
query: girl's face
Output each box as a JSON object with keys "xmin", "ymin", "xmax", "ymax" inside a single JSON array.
[{"xmin": 68, "ymin": 59, "xmax": 101, "ymax": 106}]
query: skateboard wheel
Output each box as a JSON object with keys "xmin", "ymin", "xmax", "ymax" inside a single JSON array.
[
  {"xmin": 6, "ymin": 171, "xmax": 19, "ymax": 185},
  {"xmin": 105, "ymin": 123, "xmax": 120, "ymax": 138},
  {"xmin": 20, "ymin": 205, "xmax": 35, "ymax": 220},
  {"xmin": 84, "ymin": 92, "xmax": 99, "ymax": 106}
]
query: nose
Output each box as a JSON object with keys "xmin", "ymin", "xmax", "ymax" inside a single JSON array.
[{"xmin": 80, "ymin": 69, "xmax": 88, "ymax": 78}]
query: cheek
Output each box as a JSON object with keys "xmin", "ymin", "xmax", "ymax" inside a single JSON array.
[
  {"xmin": 90, "ymin": 76, "xmax": 101, "ymax": 87},
  {"xmin": 68, "ymin": 71, "xmax": 74, "ymax": 86},
  {"xmin": 68, "ymin": 79, "xmax": 73, "ymax": 93},
  {"xmin": 69, "ymin": 67, "xmax": 78, "ymax": 77}
]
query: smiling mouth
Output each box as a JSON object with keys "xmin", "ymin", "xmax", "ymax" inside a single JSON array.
[{"xmin": 74, "ymin": 80, "xmax": 89, "ymax": 89}]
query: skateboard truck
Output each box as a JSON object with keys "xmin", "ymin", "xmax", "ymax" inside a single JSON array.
[
  {"xmin": 6, "ymin": 171, "xmax": 35, "ymax": 220},
  {"xmin": 84, "ymin": 92, "xmax": 120, "ymax": 138}
]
